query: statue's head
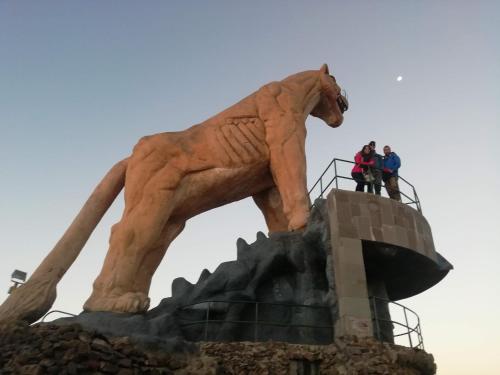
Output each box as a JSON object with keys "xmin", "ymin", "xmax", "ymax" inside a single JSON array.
[{"xmin": 310, "ymin": 64, "xmax": 349, "ymax": 127}]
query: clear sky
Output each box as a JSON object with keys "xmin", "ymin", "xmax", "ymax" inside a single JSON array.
[{"xmin": 1, "ymin": 1, "xmax": 499, "ymax": 374}]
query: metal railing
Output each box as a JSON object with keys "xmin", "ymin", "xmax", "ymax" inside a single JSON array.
[
  {"xmin": 41, "ymin": 309, "xmax": 77, "ymax": 322},
  {"xmin": 177, "ymin": 300, "xmax": 333, "ymax": 343},
  {"xmin": 369, "ymin": 296, "xmax": 424, "ymax": 349},
  {"xmin": 37, "ymin": 302, "xmax": 422, "ymax": 349},
  {"xmin": 308, "ymin": 158, "xmax": 422, "ymax": 213}
]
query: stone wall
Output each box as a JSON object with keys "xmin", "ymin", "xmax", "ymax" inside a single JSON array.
[
  {"xmin": 202, "ymin": 339, "xmax": 436, "ymax": 375},
  {"xmin": 0, "ymin": 322, "xmax": 436, "ymax": 375}
]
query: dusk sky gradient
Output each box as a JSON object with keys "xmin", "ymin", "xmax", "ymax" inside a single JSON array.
[{"xmin": 1, "ymin": 2, "xmax": 499, "ymax": 374}]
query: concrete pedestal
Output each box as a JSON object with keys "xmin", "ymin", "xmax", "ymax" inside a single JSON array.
[{"xmin": 326, "ymin": 189, "xmax": 452, "ymax": 339}]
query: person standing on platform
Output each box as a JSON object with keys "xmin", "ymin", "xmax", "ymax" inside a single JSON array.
[
  {"xmin": 369, "ymin": 141, "xmax": 383, "ymax": 196},
  {"xmin": 382, "ymin": 145, "xmax": 401, "ymax": 201},
  {"xmin": 352, "ymin": 145, "xmax": 375, "ymax": 193}
]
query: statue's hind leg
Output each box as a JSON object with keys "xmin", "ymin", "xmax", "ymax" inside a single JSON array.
[
  {"xmin": 87, "ymin": 219, "xmax": 185, "ymax": 313},
  {"xmin": 84, "ymin": 160, "xmax": 185, "ymax": 313},
  {"xmin": 131, "ymin": 219, "xmax": 185, "ymax": 294}
]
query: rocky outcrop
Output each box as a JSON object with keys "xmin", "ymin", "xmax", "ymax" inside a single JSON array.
[
  {"xmin": 0, "ymin": 321, "xmax": 436, "ymax": 374},
  {"xmin": 0, "ymin": 321, "xmax": 197, "ymax": 374},
  {"xmin": 55, "ymin": 201, "xmax": 337, "ymax": 348}
]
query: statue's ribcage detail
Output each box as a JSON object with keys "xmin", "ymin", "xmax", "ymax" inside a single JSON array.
[{"xmin": 215, "ymin": 117, "xmax": 268, "ymax": 164}]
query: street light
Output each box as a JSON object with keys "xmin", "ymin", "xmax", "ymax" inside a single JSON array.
[{"xmin": 8, "ymin": 269, "xmax": 27, "ymax": 294}]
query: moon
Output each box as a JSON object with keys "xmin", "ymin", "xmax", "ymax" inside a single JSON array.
[{"xmin": 397, "ymin": 76, "xmax": 403, "ymax": 82}]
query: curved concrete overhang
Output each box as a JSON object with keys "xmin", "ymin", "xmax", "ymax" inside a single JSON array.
[
  {"xmin": 326, "ymin": 189, "xmax": 453, "ymax": 301},
  {"xmin": 362, "ymin": 241, "xmax": 452, "ymax": 300}
]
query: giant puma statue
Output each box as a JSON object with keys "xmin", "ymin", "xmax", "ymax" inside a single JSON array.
[{"xmin": 0, "ymin": 64, "xmax": 348, "ymax": 323}]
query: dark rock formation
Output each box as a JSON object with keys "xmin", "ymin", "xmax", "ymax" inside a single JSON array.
[{"xmin": 55, "ymin": 200, "xmax": 337, "ymax": 349}]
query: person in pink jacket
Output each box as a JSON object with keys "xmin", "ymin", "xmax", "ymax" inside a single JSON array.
[{"xmin": 351, "ymin": 145, "xmax": 375, "ymax": 192}]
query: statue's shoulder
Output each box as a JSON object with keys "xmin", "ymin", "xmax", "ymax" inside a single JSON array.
[{"xmin": 257, "ymin": 81, "xmax": 282, "ymax": 98}]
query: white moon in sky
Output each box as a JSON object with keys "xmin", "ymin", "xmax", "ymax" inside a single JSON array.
[{"xmin": 397, "ymin": 76, "xmax": 403, "ymax": 81}]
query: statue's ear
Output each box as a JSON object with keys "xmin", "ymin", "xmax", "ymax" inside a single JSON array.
[{"xmin": 320, "ymin": 64, "xmax": 329, "ymax": 74}]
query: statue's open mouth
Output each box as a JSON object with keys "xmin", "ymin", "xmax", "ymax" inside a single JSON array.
[{"xmin": 337, "ymin": 94, "xmax": 349, "ymax": 113}]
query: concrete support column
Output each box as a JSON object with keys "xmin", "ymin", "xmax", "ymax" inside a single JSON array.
[
  {"xmin": 331, "ymin": 237, "xmax": 373, "ymax": 337},
  {"xmin": 327, "ymin": 192, "xmax": 373, "ymax": 338},
  {"xmin": 324, "ymin": 187, "xmax": 451, "ymax": 340}
]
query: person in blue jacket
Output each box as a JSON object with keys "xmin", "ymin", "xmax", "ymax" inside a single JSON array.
[{"xmin": 382, "ymin": 145, "xmax": 401, "ymax": 201}]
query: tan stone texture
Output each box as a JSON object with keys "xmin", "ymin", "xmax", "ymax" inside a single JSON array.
[{"xmin": 0, "ymin": 65, "xmax": 348, "ymax": 322}]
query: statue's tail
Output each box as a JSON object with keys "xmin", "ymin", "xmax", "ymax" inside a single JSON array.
[{"xmin": 0, "ymin": 158, "xmax": 128, "ymax": 325}]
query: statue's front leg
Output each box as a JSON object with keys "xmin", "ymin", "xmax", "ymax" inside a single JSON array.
[
  {"xmin": 257, "ymin": 84, "xmax": 310, "ymax": 231},
  {"xmin": 253, "ymin": 186, "xmax": 289, "ymax": 233},
  {"xmin": 267, "ymin": 126, "xmax": 310, "ymax": 231}
]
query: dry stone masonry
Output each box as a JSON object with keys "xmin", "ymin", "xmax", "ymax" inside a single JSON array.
[{"xmin": 0, "ymin": 321, "xmax": 436, "ymax": 374}]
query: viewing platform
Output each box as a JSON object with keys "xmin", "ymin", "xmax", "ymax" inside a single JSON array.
[{"xmin": 309, "ymin": 158, "xmax": 453, "ymax": 345}]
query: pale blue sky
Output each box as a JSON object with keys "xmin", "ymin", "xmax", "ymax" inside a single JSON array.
[{"xmin": 1, "ymin": 1, "xmax": 499, "ymax": 374}]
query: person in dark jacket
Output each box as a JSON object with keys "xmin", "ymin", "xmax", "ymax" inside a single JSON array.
[
  {"xmin": 382, "ymin": 145, "xmax": 401, "ymax": 201},
  {"xmin": 352, "ymin": 145, "xmax": 375, "ymax": 192},
  {"xmin": 369, "ymin": 141, "xmax": 383, "ymax": 195}
]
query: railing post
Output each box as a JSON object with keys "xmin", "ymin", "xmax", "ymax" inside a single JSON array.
[
  {"xmin": 417, "ymin": 316, "xmax": 424, "ymax": 350},
  {"xmin": 204, "ymin": 303, "xmax": 210, "ymax": 341},
  {"xmin": 254, "ymin": 302, "xmax": 259, "ymax": 342},
  {"xmin": 334, "ymin": 159, "xmax": 338, "ymax": 189},
  {"xmin": 414, "ymin": 187, "xmax": 422, "ymax": 213},
  {"xmin": 403, "ymin": 307, "xmax": 413, "ymax": 348},
  {"xmin": 370, "ymin": 297, "xmax": 381, "ymax": 341},
  {"xmin": 320, "ymin": 178, "xmax": 323, "ymax": 198}
]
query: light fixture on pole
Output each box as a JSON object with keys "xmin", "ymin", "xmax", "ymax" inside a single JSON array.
[{"xmin": 8, "ymin": 269, "xmax": 27, "ymax": 294}]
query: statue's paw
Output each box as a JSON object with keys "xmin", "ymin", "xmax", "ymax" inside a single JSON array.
[
  {"xmin": 84, "ymin": 291, "xmax": 150, "ymax": 313},
  {"xmin": 114, "ymin": 292, "xmax": 150, "ymax": 313},
  {"xmin": 288, "ymin": 215, "xmax": 308, "ymax": 232}
]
